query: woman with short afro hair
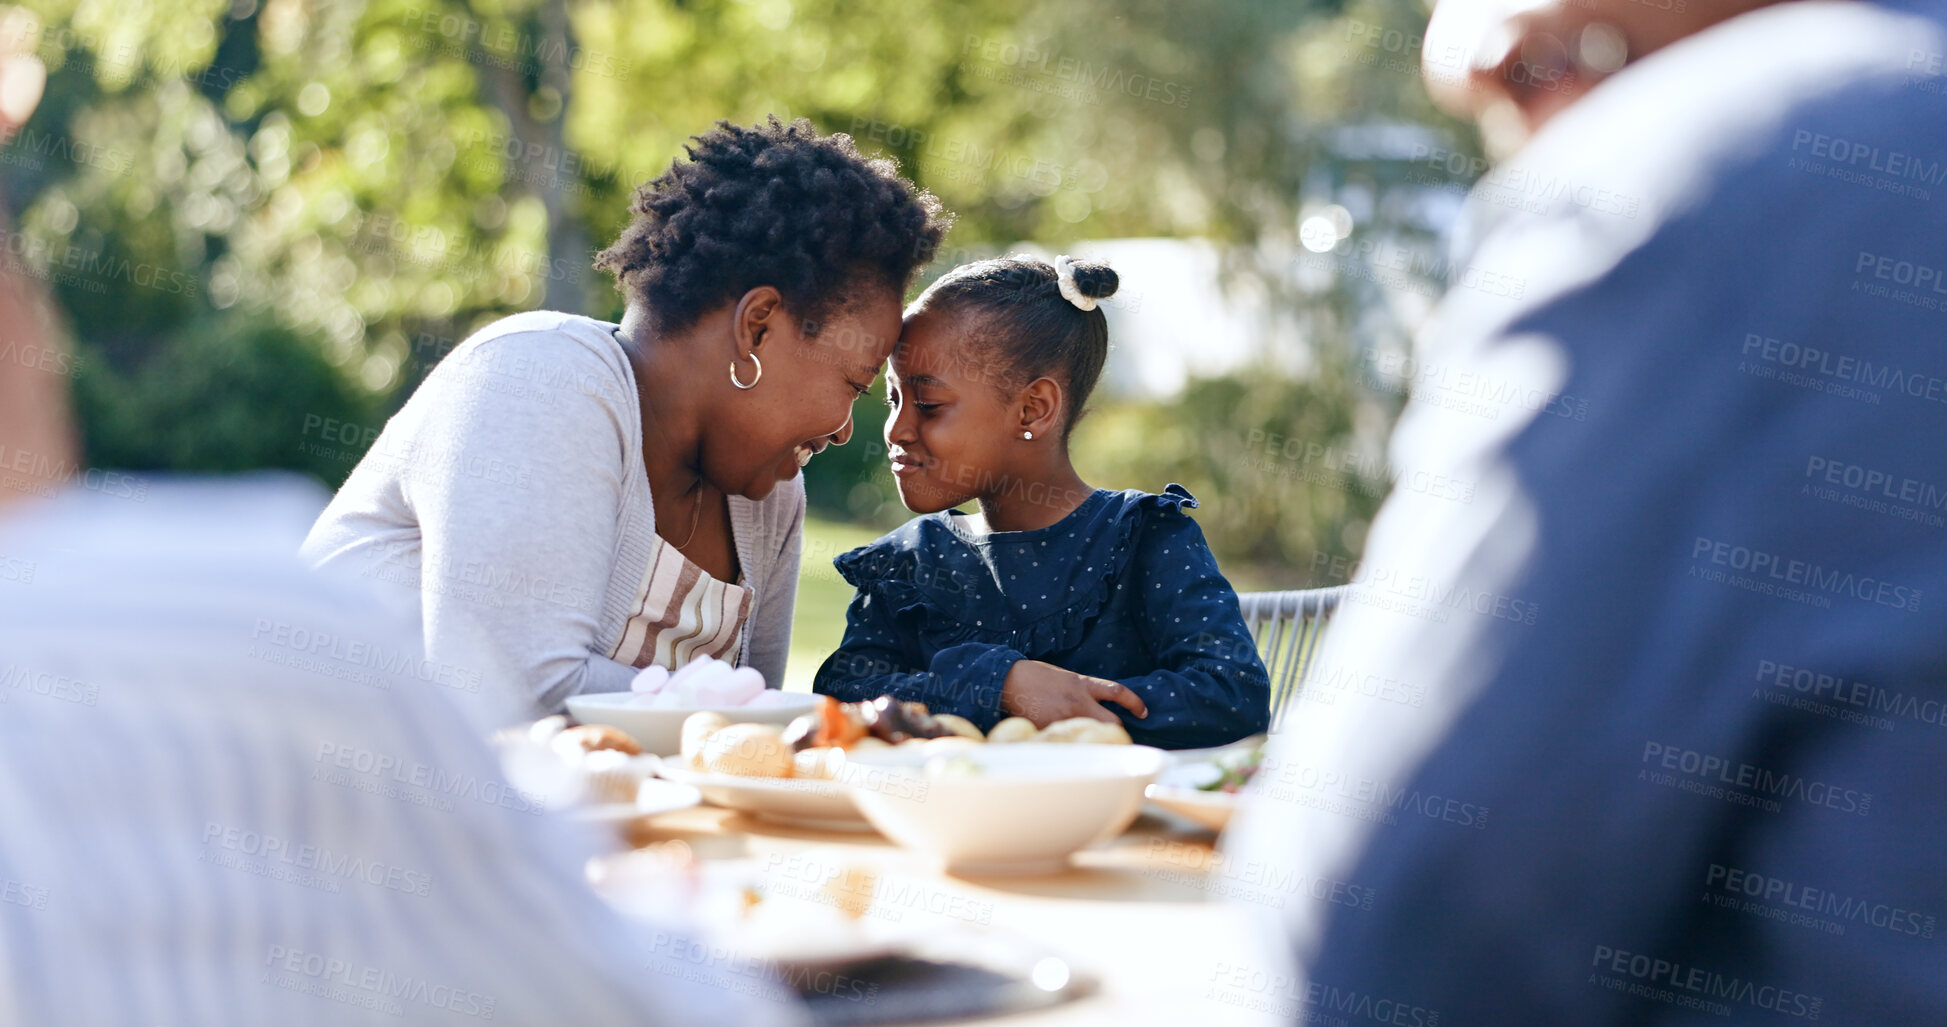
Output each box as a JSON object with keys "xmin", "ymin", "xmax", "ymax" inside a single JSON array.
[{"xmin": 304, "ymin": 116, "xmax": 951, "ymax": 721}]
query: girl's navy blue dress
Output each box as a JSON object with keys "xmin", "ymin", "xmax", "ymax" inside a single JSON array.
[{"xmin": 813, "ymin": 484, "xmax": 1269, "ymax": 749}]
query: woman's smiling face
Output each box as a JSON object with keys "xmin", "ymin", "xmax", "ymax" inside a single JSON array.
[
  {"xmin": 882, "ymin": 307, "xmax": 1023, "ymax": 514},
  {"xmin": 704, "ymin": 287, "xmax": 902, "ymax": 501}
]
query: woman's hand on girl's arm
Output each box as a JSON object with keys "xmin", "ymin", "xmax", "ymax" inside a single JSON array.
[{"xmin": 1001, "ymin": 660, "xmax": 1148, "ymax": 727}]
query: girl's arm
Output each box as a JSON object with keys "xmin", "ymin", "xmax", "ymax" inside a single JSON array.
[
  {"xmin": 813, "ymin": 589, "xmax": 1025, "ymax": 730},
  {"xmin": 1110, "ymin": 506, "xmax": 1271, "ymax": 748}
]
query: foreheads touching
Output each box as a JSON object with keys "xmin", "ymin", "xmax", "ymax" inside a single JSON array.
[{"xmin": 894, "ymin": 255, "xmax": 1119, "ymax": 442}]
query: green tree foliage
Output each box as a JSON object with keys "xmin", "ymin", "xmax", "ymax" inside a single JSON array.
[
  {"xmin": 6, "ymin": 0, "xmax": 1477, "ymax": 583},
  {"xmin": 71, "ymin": 311, "xmax": 377, "ymax": 480}
]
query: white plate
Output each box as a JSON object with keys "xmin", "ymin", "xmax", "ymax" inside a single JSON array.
[
  {"xmin": 656, "ymin": 763, "xmax": 869, "ymax": 829},
  {"xmin": 564, "ymin": 691, "xmax": 822, "ymax": 756},
  {"xmin": 568, "ymin": 777, "xmax": 704, "ymax": 824},
  {"xmin": 590, "ymin": 851, "xmax": 910, "ymax": 966},
  {"xmin": 1162, "ymin": 734, "xmax": 1267, "ymax": 767},
  {"xmin": 1141, "ymin": 737, "xmax": 1262, "ymax": 832},
  {"xmin": 1143, "ymin": 783, "xmax": 1237, "ymax": 832}
]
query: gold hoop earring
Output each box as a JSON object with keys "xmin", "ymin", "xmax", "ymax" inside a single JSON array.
[{"xmin": 729, "ymin": 353, "xmax": 763, "ymax": 390}]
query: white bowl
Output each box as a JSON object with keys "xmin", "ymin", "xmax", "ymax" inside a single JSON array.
[
  {"xmin": 564, "ymin": 691, "xmax": 821, "ymax": 756},
  {"xmin": 843, "ymin": 743, "xmax": 1167, "ymax": 875}
]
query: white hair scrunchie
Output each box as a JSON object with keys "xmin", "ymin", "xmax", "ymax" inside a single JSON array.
[{"xmin": 1053, "ymin": 254, "xmax": 1097, "ymax": 312}]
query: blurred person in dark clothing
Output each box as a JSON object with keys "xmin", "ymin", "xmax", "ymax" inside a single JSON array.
[{"xmin": 1229, "ymin": 0, "xmax": 1947, "ymax": 1022}]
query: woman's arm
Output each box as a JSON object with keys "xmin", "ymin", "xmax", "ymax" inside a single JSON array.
[
  {"xmin": 740, "ymin": 477, "xmax": 804, "ymax": 688},
  {"xmin": 389, "ymin": 328, "xmax": 643, "ymax": 717},
  {"xmin": 813, "ymin": 588, "xmax": 1024, "ymax": 730},
  {"xmin": 1110, "ymin": 507, "xmax": 1271, "ymax": 748}
]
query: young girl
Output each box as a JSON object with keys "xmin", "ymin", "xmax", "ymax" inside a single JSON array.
[{"xmin": 813, "ymin": 255, "xmax": 1269, "ymax": 749}]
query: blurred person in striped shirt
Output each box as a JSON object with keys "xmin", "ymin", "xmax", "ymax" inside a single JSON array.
[{"xmin": 0, "ymin": 18, "xmax": 803, "ymax": 1026}]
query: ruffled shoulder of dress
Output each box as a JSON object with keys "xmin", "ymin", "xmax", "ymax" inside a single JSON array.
[
  {"xmin": 830, "ymin": 516, "xmax": 934, "ymax": 589},
  {"xmin": 1113, "ymin": 482, "xmax": 1198, "ymax": 519},
  {"xmin": 1090, "ymin": 484, "xmax": 1200, "ymax": 577}
]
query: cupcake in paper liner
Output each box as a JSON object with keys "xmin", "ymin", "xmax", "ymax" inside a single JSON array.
[{"xmin": 576, "ymin": 750, "xmax": 662, "ymax": 806}]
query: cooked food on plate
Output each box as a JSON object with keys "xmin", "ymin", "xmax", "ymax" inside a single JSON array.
[
  {"xmin": 681, "ymin": 696, "xmax": 1134, "ymax": 779},
  {"xmin": 1195, "ymin": 740, "xmax": 1265, "ymax": 794}
]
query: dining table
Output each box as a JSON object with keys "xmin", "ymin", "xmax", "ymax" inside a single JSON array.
[{"xmin": 599, "ymin": 799, "xmax": 1291, "ymax": 1027}]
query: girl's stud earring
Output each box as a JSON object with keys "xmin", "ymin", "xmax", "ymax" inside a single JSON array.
[{"xmin": 1022, "ymin": 430, "xmax": 1033, "ymax": 441}]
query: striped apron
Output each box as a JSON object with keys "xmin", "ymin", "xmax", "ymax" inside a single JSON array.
[{"xmin": 607, "ymin": 534, "xmax": 753, "ymax": 669}]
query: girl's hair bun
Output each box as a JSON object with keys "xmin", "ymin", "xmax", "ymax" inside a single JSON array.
[{"xmin": 1069, "ymin": 260, "xmax": 1119, "ymax": 300}]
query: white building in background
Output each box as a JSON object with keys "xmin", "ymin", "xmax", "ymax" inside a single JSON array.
[
  {"xmin": 1047, "ymin": 238, "xmax": 1300, "ymax": 399},
  {"xmin": 1022, "ymin": 231, "xmax": 1458, "ymax": 400},
  {"xmin": 1013, "ymin": 123, "xmax": 1471, "ymax": 401}
]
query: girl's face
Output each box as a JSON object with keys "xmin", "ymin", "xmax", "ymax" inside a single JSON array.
[
  {"xmin": 883, "ymin": 307, "xmax": 1024, "ymax": 514},
  {"xmin": 708, "ymin": 288, "xmax": 901, "ymax": 501}
]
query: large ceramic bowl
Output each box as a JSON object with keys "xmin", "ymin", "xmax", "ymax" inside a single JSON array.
[
  {"xmin": 564, "ymin": 691, "xmax": 821, "ymax": 756},
  {"xmin": 843, "ymin": 742, "xmax": 1168, "ymax": 875}
]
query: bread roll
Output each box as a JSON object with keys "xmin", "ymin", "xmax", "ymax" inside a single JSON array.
[
  {"xmin": 932, "ymin": 713, "xmax": 984, "ymax": 741},
  {"xmin": 987, "ymin": 717, "xmax": 1038, "ymax": 743},
  {"xmin": 553, "ymin": 724, "xmax": 642, "ymax": 758},
  {"xmin": 1037, "ymin": 717, "xmax": 1132, "ymax": 745},
  {"xmin": 792, "ymin": 746, "xmax": 847, "ymax": 780},
  {"xmin": 680, "ymin": 711, "xmax": 731, "ymax": 769},
  {"xmin": 1083, "ymin": 720, "xmax": 1134, "ymax": 745},
  {"xmin": 699, "ymin": 723, "xmax": 793, "ymax": 778}
]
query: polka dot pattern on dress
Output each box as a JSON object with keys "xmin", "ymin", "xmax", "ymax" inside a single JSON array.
[{"xmin": 813, "ymin": 484, "xmax": 1269, "ymax": 748}]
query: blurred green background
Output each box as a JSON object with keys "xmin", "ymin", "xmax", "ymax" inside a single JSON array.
[{"xmin": 6, "ymin": 0, "xmax": 1482, "ymax": 686}]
